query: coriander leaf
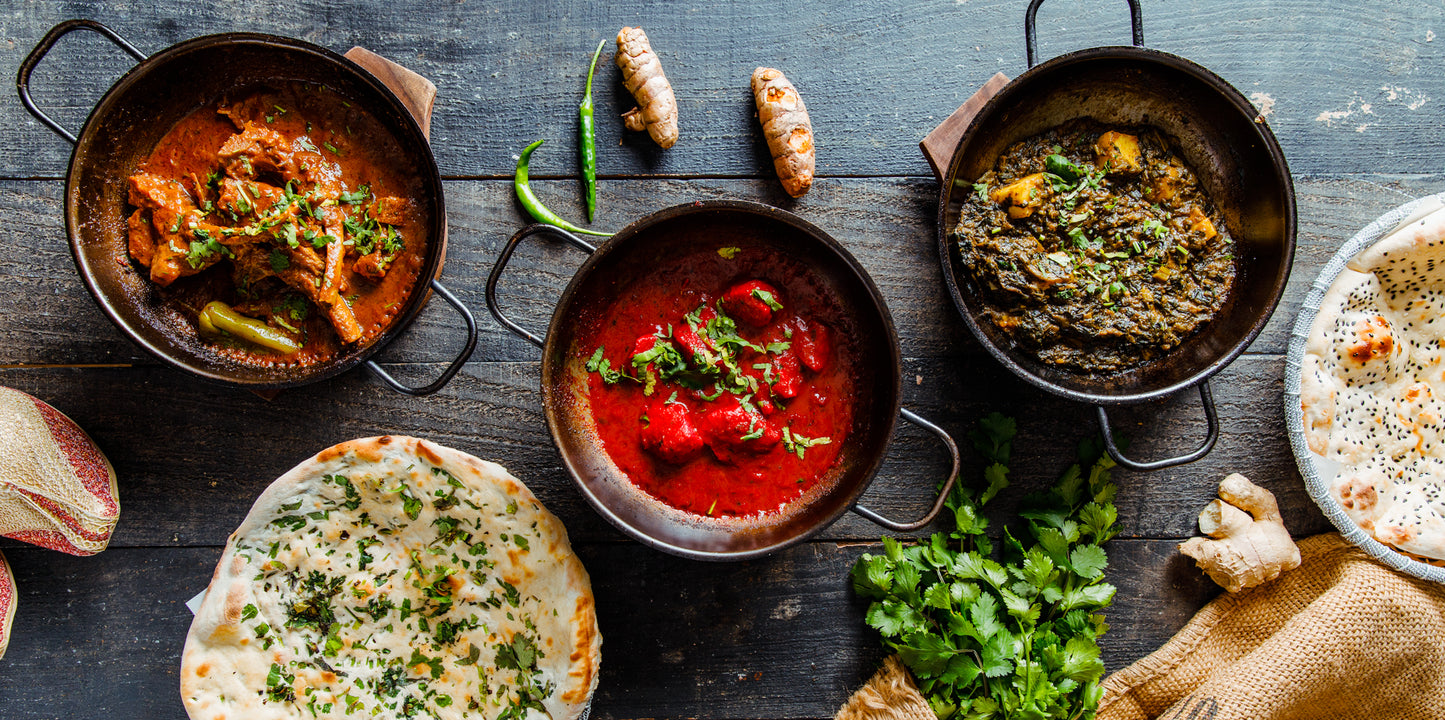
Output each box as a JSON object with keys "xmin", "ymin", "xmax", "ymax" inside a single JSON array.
[
  {"xmin": 866, "ymin": 600, "xmax": 922, "ymax": 637},
  {"xmin": 400, "ymin": 488, "xmax": 423, "ymax": 520},
  {"xmin": 1020, "ymin": 548, "xmax": 1055, "ymax": 590},
  {"xmin": 1055, "ymin": 463, "xmax": 1085, "ymax": 506},
  {"xmin": 978, "ymin": 632, "xmax": 1015, "ymax": 678},
  {"xmin": 751, "ymin": 288, "xmax": 784, "ymax": 311},
  {"xmin": 923, "ymin": 582, "xmax": 953, "ymax": 611},
  {"xmin": 999, "ymin": 589, "xmax": 1030, "ymax": 617},
  {"xmin": 953, "ymin": 503, "xmax": 984, "ymax": 535},
  {"xmin": 882, "ymin": 536, "xmax": 905, "ymax": 563},
  {"xmin": 850, "ymin": 415, "xmax": 1120, "ymax": 720},
  {"xmin": 896, "ymin": 633, "xmax": 956, "ymax": 676},
  {"xmin": 1059, "ymin": 583, "xmax": 1116, "ymax": 611},
  {"xmin": 1079, "ymin": 501, "xmax": 1119, "ymax": 543},
  {"xmin": 1061, "ymin": 636, "xmax": 1105, "ymax": 683},
  {"xmin": 940, "ymin": 653, "xmax": 982, "ymax": 688},
  {"xmin": 1018, "ymin": 504, "xmax": 1068, "ymax": 531},
  {"xmin": 851, "ymin": 554, "xmax": 893, "ymax": 598},
  {"xmin": 979, "ymin": 463, "xmax": 1009, "ymax": 506},
  {"xmin": 1035, "ymin": 527, "xmax": 1071, "ymax": 569},
  {"xmin": 892, "ymin": 562, "xmax": 922, "ymax": 604},
  {"xmin": 946, "ymin": 613, "xmax": 984, "ymax": 645},
  {"xmin": 1068, "ymin": 545, "xmax": 1108, "ymax": 580},
  {"xmin": 968, "ymin": 594, "xmax": 1002, "ymax": 640}
]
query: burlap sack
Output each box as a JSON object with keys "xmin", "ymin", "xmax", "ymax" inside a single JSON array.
[
  {"xmin": 835, "ymin": 655, "xmax": 935, "ymax": 720},
  {"xmin": 1098, "ymin": 533, "xmax": 1445, "ymax": 720}
]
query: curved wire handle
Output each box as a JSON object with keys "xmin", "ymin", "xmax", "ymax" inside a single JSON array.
[
  {"xmin": 1097, "ymin": 382, "xmax": 1220, "ymax": 472},
  {"xmin": 853, "ymin": 408, "xmax": 962, "ymax": 532},
  {"xmin": 17, "ymin": 19, "xmax": 147, "ymax": 145},
  {"xmin": 364, "ymin": 279, "xmax": 478, "ymax": 396},
  {"xmin": 486, "ymin": 224, "xmax": 597, "ymax": 349},
  {"xmin": 1025, "ymin": 0, "xmax": 1144, "ymax": 68}
]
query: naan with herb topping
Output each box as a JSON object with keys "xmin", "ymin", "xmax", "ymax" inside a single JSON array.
[{"xmin": 180, "ymin": 436, "xmax": 600, "ymax": 720}]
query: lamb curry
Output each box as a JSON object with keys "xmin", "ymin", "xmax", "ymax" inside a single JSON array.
[{"xmin": 125, "ymin": 82, "xmax": 428, "ymax": 366}]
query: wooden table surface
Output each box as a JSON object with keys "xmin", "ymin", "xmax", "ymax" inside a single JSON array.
[{"xmin": 2, "ymin": 1, "xmax": 1442, "ymax": 717}]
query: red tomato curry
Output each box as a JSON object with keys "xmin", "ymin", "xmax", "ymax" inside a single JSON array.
[
  {"xmin": 125, "ymin": 82, "xmax": 428, "ymax": 366},
  {"xmin": 580, "ymin": 245, "xmax": 856, "ymax": 518}
]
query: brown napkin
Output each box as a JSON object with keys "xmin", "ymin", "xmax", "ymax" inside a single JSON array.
[{"xmin": 1098, "ymin": 533, "xmax": 1445, "ymax": 720}]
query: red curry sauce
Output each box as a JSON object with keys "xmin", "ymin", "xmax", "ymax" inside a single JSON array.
[
  {"xmin": 126, "ymin": 82, "xmax": 427, "ymax": 366},
  {"xmin": 580, "ymin": 245, "xmax": 856, "ymax": 518}
]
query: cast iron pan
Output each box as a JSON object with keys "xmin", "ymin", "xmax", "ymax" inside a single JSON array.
[
  {"xmin": 937, "ymin": 0, "xmax": 1296, "ymax": 470},
  {"xmin": 488, "ymin": 201, "xmax": 960, "ymax": 560},
  {"xmin": 17, "ymin": 20, "xmax": 476, "ymax": 395}
]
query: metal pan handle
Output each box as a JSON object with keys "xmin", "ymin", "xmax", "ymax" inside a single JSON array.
[
  {"xmin": 364, "ymin": 279, "xmax": 478, "ymax": 396},
  {"xmin": 486, "ymin": 224, "xmax": 597, "ymax": 349},
  {"xmin": 1096, "ymin": 381, "xmax": 1219, "ymax": 471},
  {"xmin": 17, "ymin": 19, "xmax": 148, "ymax": 145},
  {"xmin": 852, "ymin": 408, "xmax": 962, "ymax": 532},
  {"xmin": 1025, "ymin": 0, "xmax": 1144, "ymax": 68}
]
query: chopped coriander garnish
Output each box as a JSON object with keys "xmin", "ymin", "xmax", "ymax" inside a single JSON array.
[
  {"xmin": 751, "ymin": 288, "xmax": 784, "ymax": 311},
  {"xmin": 268, "ymin": 249, "xmax": 290, "ymax": 272}
]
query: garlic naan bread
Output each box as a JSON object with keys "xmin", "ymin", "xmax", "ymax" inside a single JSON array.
[
  {"xmin": 181, "ymin": 436, "xmax": 600, "ymax": 720},
  {"xmin": 1302, "ymin": 208, "xmax": 1445, "ymax": 561}
]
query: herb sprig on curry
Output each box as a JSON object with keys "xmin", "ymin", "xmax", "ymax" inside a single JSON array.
[
  {"xmin": 125, "ymin": 82, "xmax": 427, "ymax": 366},
  {"xmin": 953, "ymin": 120, "xmax": 1236, "ymax": 373}
]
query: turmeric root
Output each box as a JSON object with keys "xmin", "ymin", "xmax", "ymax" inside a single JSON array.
[
  {"xmin": 752, "ymin": 67, "xmax": 815, "ymax": 198},
  {"xmin": 1179, "ymin": 473, "xmax": 1301, "ymax": 592},
  {"xmin": 615, "ymin": 27, "xmax": 678, "ymax": 149}
]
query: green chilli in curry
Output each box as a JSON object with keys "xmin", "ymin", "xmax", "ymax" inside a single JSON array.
[{"xmin": 953, "ymin": 120, "xmax": 1236, "ymax": 373}]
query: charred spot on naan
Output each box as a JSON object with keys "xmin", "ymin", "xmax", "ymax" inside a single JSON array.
[
  {"xmin": 1348, "ymin": 315, "xmax": 1396, "ymax": 364},
  {"xmin": 1336, "ymin": 472, "xmax": 1382, "ymax": 518}
]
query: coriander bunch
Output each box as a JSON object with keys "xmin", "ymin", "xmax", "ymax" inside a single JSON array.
[{"xmin": 851, "ymin": 414, "xmax": 1120, "ymax": 720}]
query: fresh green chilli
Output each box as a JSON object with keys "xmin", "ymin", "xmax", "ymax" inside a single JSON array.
[
  {"xmin": 198, "ymin": 301, "xmax": 300, "ymax": 354},
  {"xmin": 580, "ymin": 38, "xmax": 607, "ymax": 222},
  {"xmin": 513, "ymin": 139, "xmax": 612, "ymax": 237}
]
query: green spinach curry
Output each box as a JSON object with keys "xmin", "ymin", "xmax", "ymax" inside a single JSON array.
[{"xmin": 953, "ymin": 120, "xmax": 1235, "ymax": 373}]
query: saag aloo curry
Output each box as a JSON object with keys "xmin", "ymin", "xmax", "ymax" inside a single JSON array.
[{"xmin": 953, "ymin": 120, "xmax": 1236, "ymax": 373}]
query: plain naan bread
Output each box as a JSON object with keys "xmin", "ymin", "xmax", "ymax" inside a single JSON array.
[
  {"xmin": 1302, "ymin": 208, "xmax": 1445, "ymax": 560},
  {"xmin": 180, "ymin": 436, "xmax": 600, "ymax": 720}
]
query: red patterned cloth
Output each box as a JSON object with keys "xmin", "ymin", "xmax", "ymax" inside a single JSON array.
[{"xmin": 0, "ymin": 386, "xmax": 120, "ymax": 658}]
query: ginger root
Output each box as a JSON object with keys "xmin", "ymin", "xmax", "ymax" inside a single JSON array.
[
  {"xmin": 752, "ymin": 67, "xmax": 815, "ymax": 198},
  {"xmin": 615, "ymin": 27, "xmax": 678, "ymax": 149},
  {"xmin": 1179, "ymin": 473, "xmax": 1301, "ymax": 592}
]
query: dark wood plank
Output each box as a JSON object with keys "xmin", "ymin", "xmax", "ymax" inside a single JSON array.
[
  {"xmin": 4, "ymin": 0, "xmax": 1445, "ymax": 179},
  {"xmin": 3, "ymin": 175, "xmax": 1442, "ymax": 367},
  {"xmin": 0, "ymin": 538, "xmax": 1217, "ymax": 720},
  {"xmin": 0, "ymin": 351, "xmax": 1329, "ymax": 551}
]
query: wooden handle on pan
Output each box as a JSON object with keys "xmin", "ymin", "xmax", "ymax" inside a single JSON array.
[
  {"xmin": 919, "ymin": 72, "xmax": 1010, "ymax": 182},
  {"xmin": 345, "ymin": 46, "xmax": 437, "ymax": 140}
]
